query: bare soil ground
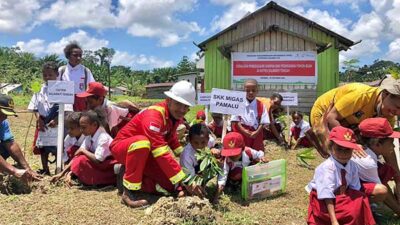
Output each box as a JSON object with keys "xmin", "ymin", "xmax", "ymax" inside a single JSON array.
[{"xmin": 0, "ymin": 106, "xmax": 399, "ymax": 225}]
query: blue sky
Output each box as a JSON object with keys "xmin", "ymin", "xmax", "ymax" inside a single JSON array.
[{"xmin": 0, "ymin": 0, "xmax": 399, "ymax": 70}]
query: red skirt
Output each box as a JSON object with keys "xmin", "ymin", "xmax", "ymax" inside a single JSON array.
[
  {"xmin": 290, "ymin": 127, "xmax": 312, "ymax": 147},
  {"xmin": 232, "ymin": 123, "xmax": 264, "ymax": 151},
  {"xmin": 307, "ymin": 189, "xmax": 376, "ymax": 225},
  {"xmin": 70, "ymin": 155, "xmax": 117, "ymax": 186}
]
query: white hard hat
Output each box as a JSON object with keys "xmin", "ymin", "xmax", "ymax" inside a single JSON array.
[{"xmin": 164, "ymin": 80, "xmax": 196, "ymax": 106}]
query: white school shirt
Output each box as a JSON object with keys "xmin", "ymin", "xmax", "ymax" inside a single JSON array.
[
  {"xmin": 63, "ymin": 134, "xmax": 86, "ymax": 162},
  {"xmin": 102, "ymin": 99, "xmax": 129, "ymax": 129},
  {"xmin": 180, "ymin": 138, "xmax": 217, "ymax": 177},
  {"xmin": 351, "ymin": 147, "xmax": 381, "ymax": 184},
  {"xmin": 180, "ymin": 143, "xmax": 198, "ymax": 177},
  {"xmin": 307, "ymin": 156, "xmax": 361, "ymax": 199},
  {"xmin": 27, "ymin": 84, "xmax": 73, "ymax": 117},
  {"xmin": 217, "ymin": 148, "xmax": 264, "ymax": 186},
  {"xmin": 80, "ymin": 126, "xmax": 113, "ymax": 162},
  {"xmin": 231, "ymin": 99, "xmax": 270, "ymax": 129},
  {"xmin": 289, "ymin": 120, "xmax": 311, "ymax": 138},
  {"xmin": 58, "ymin": 63, "xmax": 95, "ymax": 94}
]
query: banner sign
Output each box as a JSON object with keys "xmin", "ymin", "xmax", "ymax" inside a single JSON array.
[
  {"xmin": 232, "ymin": 51, "xmax": 317, "ymax": 84},
  {"xmin": 48, "ymin": 81, "xmax": 75, "ymax": 104},
  {"xmin": 280, "ymin": 92, "xmax": 298, "ymax": 106},
  {"xmin": 197, "ymin": 93, "xmax": 211, "ymax": 105},
  {"xmin": 210, "ymin": 88, "xmax": 246, "ymax": 115},
  {"xmin": 37, "ymin": 127, "xmax": 58, "ymax": 146}
]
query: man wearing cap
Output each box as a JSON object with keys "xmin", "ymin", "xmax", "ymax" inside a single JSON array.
[
  {"xmin": 0, "ymin": 94, "xmax": 41, "ymax": 183},
  {"xmin": 76, "ymin": 82, "xmax": 139, "ymax": 137},
  {"xmin": 213, "ymin": 132, "xmax": 266, "ymax": 204},
  {"xmin": 110, "ymin": 80, "xmax": 204, "ymax": 208}
]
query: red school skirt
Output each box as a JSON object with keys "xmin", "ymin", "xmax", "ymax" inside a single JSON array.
[{"xmin": 307, "ymin": 189, "xmax": 376, "ymax": 225}]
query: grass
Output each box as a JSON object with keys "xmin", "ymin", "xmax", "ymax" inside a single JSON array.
[{"xmin": 1, "ymin": 95, "xmax": 399, "ymax": 224}]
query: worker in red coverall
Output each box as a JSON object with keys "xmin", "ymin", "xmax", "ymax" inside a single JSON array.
[{"xmin": 110, "ymin": 80, "xmax": 205, "ymax": 208}]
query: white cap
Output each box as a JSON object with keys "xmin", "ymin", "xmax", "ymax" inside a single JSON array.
[{"xmin": 164, "ymin": 80, "xmax": 196, "ymax": 106}]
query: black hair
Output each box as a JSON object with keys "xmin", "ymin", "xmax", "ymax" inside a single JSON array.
[
  {"xmin": 64, "ymin": 41, "xmax": 82, "ymax": 59},
  {"xmin": 291, "ymin": 111, "xmax": 303, "ymax": 118},
  {"xmin": 271, "ymin": 92, "xmax": 283, "ymax": 102},
  {"xmin": 244, "ymin": 79, "xmax": 258, "ymax": 86},
  {"xmin": 80, "ymin": 108, "xmax": 107, "ymax": 128},
  {"xmin": 65, "ymin": 112, "xmax": 81, "ymax": 128},
  {"xmin": 360, "ymin": 136, "xmax": 391, "ymax": 148},
  {"xmin": 42, "ymin": 61, "xmax": 59, "ymax": 74},
  {"xmin": 188, "ymin": 123, "xmax": 209, "ymax": 140}
]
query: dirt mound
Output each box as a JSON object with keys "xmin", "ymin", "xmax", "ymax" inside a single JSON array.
[
  {"xmin": 0, "ymin": 175, "xmax": 54, "ymax": 195},
  {"xmin": 143, "ymin": 196, "xmax": 217, "ymax": 225}
]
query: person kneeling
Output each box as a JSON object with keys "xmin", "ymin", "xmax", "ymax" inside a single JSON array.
[
  {"xmin": 70, "ymin": 109, "xmax": 117, "ymax": 186},
  {"xmin": 213, "ymin": 132, "xmax": 267, "ymax": 204}
]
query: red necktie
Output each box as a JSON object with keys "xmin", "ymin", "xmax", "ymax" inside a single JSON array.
[{"xmin": 339, "ymin": 169, "xmax": 347, "ymax": 194}]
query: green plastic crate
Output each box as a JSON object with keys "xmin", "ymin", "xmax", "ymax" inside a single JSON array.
[{"xmin": 241, "ymin": 159, "xmax": 287, "ymax": 200}]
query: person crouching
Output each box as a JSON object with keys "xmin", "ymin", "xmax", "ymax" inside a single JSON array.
[
  {"xmin": 213, "ymin": 132, "xmax": 267, "ymax": 204},
  {"xmin": 70, "ymin": 109, "xmax": 117, "ymax": 186}
]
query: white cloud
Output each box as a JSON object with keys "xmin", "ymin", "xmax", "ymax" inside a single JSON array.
[
  {"xmin": 112, "ymin": 51, "xmax": 174, "ymax": 68},
  {"xmin": 14, "ymin": 39, "xmax": 46, "ymax": 54},
  {"xmin": 210, "ymin": 2, "xmax": 258, "ymax": 32},
  {"xmin": 38, "ymin": 0, "xmax": 116, "ymax": 30},
  {"xmin": 302, "ymin": 9, "xmax": 351, "ymax": 37},
  {"xmin": 210, "ymin": 0, "xmax": 254, "ymax": 5},
  {"xmin": 385, "ymin": 38, "xmax": 400, "ymax": 61},
  {"xmin": 322, "ymin": 0, "xmax": 365, "ymax": 11},
  {"xmin": 386, "ymin": 0, "xmax": 400, "ymax": 35},
  {"xmin": 0, "ymin": 0, "xmax": 41, "ymax": 33},
  {"xmin": 117, "ymin": 0, "xmax": 203, "ymax": 47},
  {"xmin": 13, "ymin": 30, "xmax": 109, "ymax": 56},
  {"xmin": 46, "ymin": 30, "xmax": 109, "ymax": 55},
  {"xmin": 370, "ymin": 0, "xmax": 393, "ymax": 12},
  {"xmin": 350, "ymin": 12, "xmax": 384, "ymax": 40}
]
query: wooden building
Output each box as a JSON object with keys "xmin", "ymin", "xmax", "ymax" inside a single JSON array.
[
  {"xmin": 145, "ymin": 82, "xmax": 174, "ymax": 99},
  {"xmin": 197, "ymin": 1, "xmax": 356, "ymax": 113}
]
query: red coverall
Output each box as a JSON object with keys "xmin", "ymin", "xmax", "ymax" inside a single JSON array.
[{"xmin": 110, "ymin": 101, "xmax": 185, "ymax": 193}]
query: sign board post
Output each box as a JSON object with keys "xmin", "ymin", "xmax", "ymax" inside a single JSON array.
[
  {"xmin": 210, "ymin": 88, "xmax": 246, "ymax": 140},
  {"xmin": 279, "ymin": 92, "xmax": 298, "ymax": 146},
  {"xmin": 48, "ymin": 81, "xmax": 75, "ymax": 173},
  {"xmin": 197, "ymin": 93, "xmax": 211, "ymax": 124}
]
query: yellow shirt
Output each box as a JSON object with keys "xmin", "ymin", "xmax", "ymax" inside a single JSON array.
[
  {"xmin": 257, "ymin": 97, "xmax": 274, "ymax": 121},
  {"xmin": 310, "ymin": 83, "xmax": 395, "ymax": 127}
]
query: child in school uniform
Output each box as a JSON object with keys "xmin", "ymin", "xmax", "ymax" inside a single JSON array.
[
  {"xmin": 213, "ymin": 132, "xmax": 266, "ymax": 204},
  {"xmin": 63, "ymin": 112, "xmax": 85, "ymax": 163},
  {"xmin": 307, "ymin": 126, "xmax": 376, "ymax": 225},
  {"xmin": 70, "ymin": 109, "xmax": 117, "ymax": 186},
  {"xmin": 28, "ymin": 61, "xmax": 72, "ymax": 175},
  {"xmin": 180, "ymin": 123, "xmax": 218, "ymax": 177},
  {"xmin": 289, "ymin": 111, "xmax": 313, "ymax": 149},
  {"xmin": 190, "ymin": 110, "xmax": 206, "ymax": 126},
  {"xmin": 208, "ymin": 113, "xmax": 223, "ymax": 138},
  {"xmin": 51, "ymin": 112, "xmax": 86, "ymax": 184},
  {"xmin": 231, "ymin": 79, "xmax": 269, "ymax": 151},
  {"xmin": 354, "ymin": 118, "xmax": 400, "ymax": 215}
]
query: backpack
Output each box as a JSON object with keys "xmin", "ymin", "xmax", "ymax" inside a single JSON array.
[{"xmin": 59, "ymin": 65, "xmax": 89, "ymax": 90}]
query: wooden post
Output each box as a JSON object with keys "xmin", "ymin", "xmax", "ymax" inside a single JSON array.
[{"xmin": 221, "ymin": 114, "xmax": 229, "ymax": 141}]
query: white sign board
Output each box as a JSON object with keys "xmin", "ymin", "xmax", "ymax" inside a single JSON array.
[
  {"xmin": 48, "ymin": 81, "xmax": 75, "ymax": 104},
  {"xmin": 279, "ymin": 92, "xmax": 298, "ymax": 106},
  {"xmin": 231, "ymin": 51, "xmax": 317, "ymax": 84},
  {"xmin": 36, "ymin": 127, "xmax": 58, "ymax": 146},
  {"xmin": 210, "ymin": 88, "xmax": 246, "ymax": 115},
  {"xmin": 197, "ymin": 93, "xmax": 211, "ymax": 105}
]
